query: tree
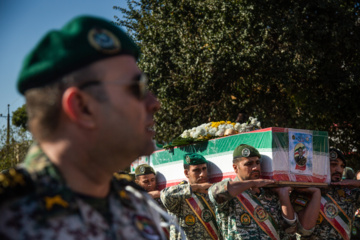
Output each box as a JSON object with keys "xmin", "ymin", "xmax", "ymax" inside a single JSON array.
[
  {"xmin": 114, "ymin": 0, "xmax": 360, "ymax": 169},
  {"xmin": 12, "ymin": 104, "xmax": 28, "ymax": 131},
  {"xmin": 0, "ymin": 105, "xmax": 32, "ymax": 172}
]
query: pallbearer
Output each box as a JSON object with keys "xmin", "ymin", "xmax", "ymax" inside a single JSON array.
[{"xmin": 161, "ymin": 153, "xmax": 221, "ymax": 240}]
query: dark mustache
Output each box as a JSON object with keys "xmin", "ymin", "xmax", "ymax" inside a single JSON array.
[{"xmin": 332, "ymin": 172, "xmax": 342, "ymax": 176}]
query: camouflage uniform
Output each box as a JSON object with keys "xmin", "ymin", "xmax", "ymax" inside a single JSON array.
[
  {"xmin": 160, "ymin": 182, "xmax": 220, "ymax": 240},
  {"xmin": 209, "ymin": 177, "xmax": 296, "ymax": 240},
  {"xmin": 0, "ymin": 144, "xmax": 166, "ymax": 240},
  {"xmin": 352, "ymin": 209, "xmax": 360, "ymax": 239},
  {"xmin": 292, "ymin": 186, "xmax": 360, "ymax": 240}
]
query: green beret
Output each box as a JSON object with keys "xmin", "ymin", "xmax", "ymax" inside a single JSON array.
[
  {"xmin": 329, "ymin": 148, "xmax": 346, "ymax": 166},
  {"xmin": 17, "ymin": 15, "xmax": 140, "ymax": 94},
  {"xmin": 233, "ymin": 144, "xmax": 261, "ymax": 159},
  {"xmin": 183, "ymin": 153, "xmax": 208, "ymax": 165},
  {"xmin": 135, "ymin": 164, "xmax": 156, "ymax": 177}
]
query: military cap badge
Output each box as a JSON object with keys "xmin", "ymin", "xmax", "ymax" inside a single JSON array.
[
  {"xmin": 186, "ymin": 155, "xmax": 191, "ymax": 164},
  {"xmin": 330, "ymin": 151, "xmax": 338, "ymax": 160},
  {"xmin": 242, "ymin": 148, "xmax": 250, "ymax": 157},
  {"xmin": 88, "ymin": 28, "xmax": 121, "ymax": 54},
  {"xmin": 139, "ymin": 166, "xmax": 145, "ymax": 174}
]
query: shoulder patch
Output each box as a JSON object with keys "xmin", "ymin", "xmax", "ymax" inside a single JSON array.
[{"xmin": 0, "ymin": 168, "xmax": 34, "ymax": 203}]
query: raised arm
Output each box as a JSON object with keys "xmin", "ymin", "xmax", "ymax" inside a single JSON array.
[{"xmin": 294, "ymin": 187, "xmax": 321, "ymax": 237}]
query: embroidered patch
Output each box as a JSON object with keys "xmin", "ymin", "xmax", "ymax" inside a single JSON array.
[
  {"xmin": 139, "ymin": 166, "xmax": 145, "ymax": 174},
  {"xmin": 133, "ymin": 215, "xmax": 160, "ymax": 240},
  {"xmin": 330, "ymin": 151, "xmax": 338, "ymax": 160},
  {"xmin": 201, "ymin": 209, "xmax": 212, "ymax": 222},
  {"xmin": 316, "ymin": 214, "xmax": 323, "ymax": 224},
  {"xmin": 294, "ymin": 197, "xmax": 308, "ymax": 206},
  {"xmin": 254, "ymin": 206, "xmax": 268, "ymax": 222},
  {"xmin": 324, "ymin": 203, "xmax": 338, "ymax": 219},
  {"xmin": 186, "ymin": 155, "xmax": 191, "ymax": 164},
  {"xmin": 185, "ymin": 214, "xmax": 196, "ymax": 226},
  {"xmin": 242, "ymin": 148, "xmax": 250, "ymax": 157},
  {"xmin": 88, "ymin": 28, "xmax": 121, "ymax": 54},
  {"xmin": 240, "ymin": 213, "xmax": 251, "ymax": 226}
]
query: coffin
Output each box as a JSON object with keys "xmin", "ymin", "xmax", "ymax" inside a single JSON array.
[{"xmin": 135, "ymin": 127, "xmax": 330, "ymax": 189}]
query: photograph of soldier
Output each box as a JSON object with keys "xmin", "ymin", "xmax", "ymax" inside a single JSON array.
[
  {"xmin": 294, "ymin": 143, "xmax": 307, "ymax": 167},
  {"xmin": 208, "ymin": 144, "xmax": 320, "ymax": 240},
  {"xmin": 160, "ymin": 153, "xmax": 221, "ymax": 240},
  {"xmin": 292, "ymin": 148, "xmax": 360, "ymax": 240}
]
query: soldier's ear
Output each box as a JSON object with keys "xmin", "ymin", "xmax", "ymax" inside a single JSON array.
[
  {"xmin": 233, "ymin": 164, "xmax": 238, "ymax": 174},
  {"xmin": 184, "ymin": 169, "xmax": 189, "ymax": 178}
]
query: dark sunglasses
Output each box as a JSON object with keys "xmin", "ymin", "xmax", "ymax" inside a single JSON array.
[{"xmin": 78, "ymin": 73, "xmax": 148, "ymax": 100}]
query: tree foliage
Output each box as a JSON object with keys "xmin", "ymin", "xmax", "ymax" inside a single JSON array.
[
  {"xmin": 117, "ymin": 0, "xmax": 359, "ymax": 169},
  {"xmin": 0, "ymin": 125, "xmax": 33, "ymax": 172},
  {"xmin": 12, "ymin": 104, "xmax": 28, "ymax": 131}
]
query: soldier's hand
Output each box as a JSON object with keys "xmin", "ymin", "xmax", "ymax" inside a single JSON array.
[
  {"xmin": 191, "ymin": 183, "xmax": 213, "ymax": 194},
  {"xmin": 252, "ymin": 179, "xmax": 277, "ymax": 188}
]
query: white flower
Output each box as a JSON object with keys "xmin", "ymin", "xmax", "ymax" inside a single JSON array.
[
  {"xmin": 196, "ymin": 126, "xmax": 207, "ymax": 136},
  {"xmin": 215, "ymin": 129, "xmax": 225, "ymax": 137},
  {"xmin": 241, "ymin": 123, "xmax": 248, "ymax": 128},
  {"xmin": 256, "ymin": 121, "xmax": 261, "ymax": 128},
  {"xmin": 250, "ymin": 118, "xmax": 257, "ymax": 125},
  {"xmin": 225, "ymin": 124, "xmax": 234, "ymax": 129},
  {"xmin": 249, "ymin": 116, "xmax": 254, "ymax": 121},
  {"xmin": 209, "ymin": 128, "xmax": 217, "ymax": 136},
  {"xmin": 218, "ymin": 124, "xmax": 226, "ymax": 129},
  {"xmin": 181, "ymin": 130, "xmax": 190, "ymax": 138}
]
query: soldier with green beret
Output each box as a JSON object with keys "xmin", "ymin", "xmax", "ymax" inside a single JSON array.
[
  {"xmin": 209, "ymin": 144, "xmax": 321, "ymax": 240},
  {"xmin": 135, "ymin": 164, "xmax": 162, "ymax": 202},
  {"xmin": 160, "ymin": 153, "xmax": 222, "ymax": 240},
  {"xmin": 0, "ymin": 15, "xmax": 168, "ymax": 239},
  {"xmin": 291, "ymin": 148, "xmax": 360, "ymax": 240}
]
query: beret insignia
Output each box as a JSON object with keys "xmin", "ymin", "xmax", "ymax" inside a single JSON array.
[
  {"xmin": 242, "ymin": 148, "xmax": 250, "ymax": 157},
  {"xmin": 330, "ymin": 151, "xmax": 338, "ymax": 160},
  {"xmin": 139, "ymin": 166, "xmax": 145, "ymax": 174},
  {"xmin": 88, "ymin": 28, "xmax": 121, "ymax": 54},
  {"xmin": 186, "ymin": 155, "xmax": 191, "ymax": 164}
]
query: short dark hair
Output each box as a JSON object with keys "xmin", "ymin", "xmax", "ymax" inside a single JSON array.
[{"xmin": 25, "ymin": 64, "xmax": 107, "ymax": 141}]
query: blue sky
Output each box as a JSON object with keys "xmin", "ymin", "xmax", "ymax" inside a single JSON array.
[{"xmin": 0, "ymin": 0, "xmax": 128, "ymax": 128}]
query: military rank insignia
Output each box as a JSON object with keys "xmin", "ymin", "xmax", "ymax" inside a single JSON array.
[
  {"xmin": 240, "ymin": 213, "xmax": 251, "ymax": 226},
  {"xmin": 186, "ymin": 155, "xmax": 191, "ymax": 164},
  {"xmin": 44, "ymin": 195, "xmax": 69, "ymax": 210},
  {"xmin": 185, "ymin": 214, "xmax": 196, "ymax": 226}
]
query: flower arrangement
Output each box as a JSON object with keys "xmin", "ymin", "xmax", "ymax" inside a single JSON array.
[{"xmin": 164, "ymin": 117, "xmax": 261, "ymax": 148}]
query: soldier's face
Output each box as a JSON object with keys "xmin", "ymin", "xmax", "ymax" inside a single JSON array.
[
  {"xmin": 298, "ymin": 148, "xmax": 303, "ymax": 156},
  {"xmin": 356, "ymin": 172, "xmax": 360, "ymax": 180},
  {"xmin": 184, "ymin": 163, "xmax": 208, "ymax": 184},
  {"xmin": 90, "ymin": 56, "xmax": 160, "ymax": 170},
  {"xmin": 135, "ymin": 174, "xmax": 157, "ymax": 192},
  {"xmin": 330, "ymin": 158, "xmax": 345, "ymax": 182},
  {"xmin": 233, "ymin": 157, "xmax": 261, "ymax": 181}
]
